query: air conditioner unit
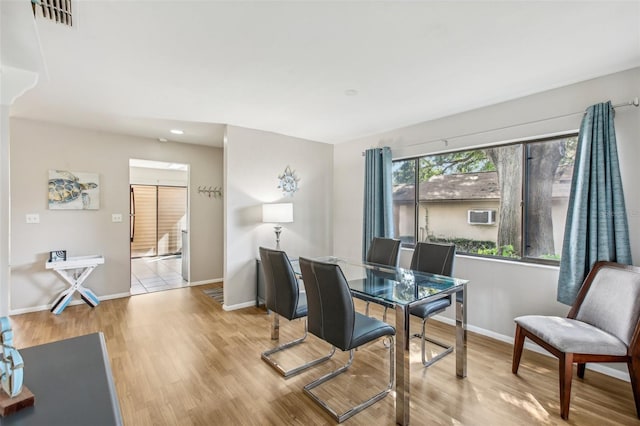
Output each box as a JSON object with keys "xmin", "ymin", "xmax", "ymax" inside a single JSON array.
[{"xmin": 468, "ymin": 209, "xmax": 496, "ymax": 225}]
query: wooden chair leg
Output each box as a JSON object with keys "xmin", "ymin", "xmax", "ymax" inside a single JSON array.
[
  {"xmin": 512, "ymin": 325, "xmax": 525, "ymax": 374},
  {"xmin": 627, "ymin": 357, "xmax": 640, "ymax": 419},
  {"xmin": 559, "ymin": 352, "xmax": 574, "ymax": 420},
  {"xmin": 577, "ymin": 363, "xmax": 586, "ymax": 379}
]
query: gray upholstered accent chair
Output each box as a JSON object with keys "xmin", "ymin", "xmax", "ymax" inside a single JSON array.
[
  {"xmin": 512, "ymin": 261, "xmax": 640, "ymax": 420},
  {"xmin": 362, "ymin": 237, "xmax": 401, "ymax": 319},
  {"xmin": 409, "ymin": 242, "xmax": 456, "ymax": 367},
  {"xmin": 299, "ymin": 257, "xmax": 396, "ymax": 423},
  {"xmin": 259, "ymin": 247, "xmax": 335, "ymax": 377}
]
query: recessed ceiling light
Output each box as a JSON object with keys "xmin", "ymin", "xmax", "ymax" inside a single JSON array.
[
  {"xmin": 344, "ymin": 89, "xmax": 358, "ymax": 96},
  {"xmin": 158, "ymin": 137, "xmax": 168, "ymax": 143},
  {"xmin": 170, "ymin": 129, "xmax": 184, "ymax": 135}
]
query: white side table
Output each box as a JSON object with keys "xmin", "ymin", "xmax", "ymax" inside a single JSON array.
[{"xmin": 46, "ymin": 255, "xmax": 104, "ymax": 315}]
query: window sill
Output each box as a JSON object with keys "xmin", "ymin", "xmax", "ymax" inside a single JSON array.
[
  {"xmin": 399, "ymin": 247, "xmax": 560, "ymax": 271},
  {"xmin": 455, "ymin": 253, "xmax": 560, "ymax": 270}
]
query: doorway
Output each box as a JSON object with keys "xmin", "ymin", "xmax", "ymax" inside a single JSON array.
[{"xmin": 129, "ymin": 159, "xmax": 189, "ymax": 294}]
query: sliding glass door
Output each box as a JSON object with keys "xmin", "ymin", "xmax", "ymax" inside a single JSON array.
[{"xmin": 130, "ymin": 185, "xmax": 187, "ymax": 258}]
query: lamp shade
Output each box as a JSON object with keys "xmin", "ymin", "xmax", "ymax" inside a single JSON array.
[{"xmin": 262, "ymin": 203, "xmax": 293, "ymax": 223}]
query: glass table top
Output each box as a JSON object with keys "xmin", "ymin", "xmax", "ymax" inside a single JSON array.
[{"xmin": 291, "ymin": 256, "xmax": 468, "ymax": 307}]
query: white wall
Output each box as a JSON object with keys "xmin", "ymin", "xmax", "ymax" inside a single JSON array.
[
  {"xmin": 9, "ymin": 118, "xmax": 224, "ymax": 312},
  {"xmin": 0, "ymin": 106, "xmax": 10, "ymax": 316},
  {"xmin": 0, "ymin": 0, "xmax": 46, "ymax": 315},
  {"xmin": 334, "ymin": 67, "xmax": 640, "ymax": 343},
  {"xmin": 224, "ymin": 125, "xmax": 333, "ymax": 308},
  {"xmin": 129, "ymin": 166, "xmax": 188, "ymax": 186}
]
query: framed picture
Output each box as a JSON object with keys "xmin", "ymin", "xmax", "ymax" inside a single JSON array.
[
  {"xmin": 49, "ymin": 250, "xmax": 67, "ymax": 262},
  {"xmin": 48, "ymin": 170, "xmax": 100, "ymax": 210}
]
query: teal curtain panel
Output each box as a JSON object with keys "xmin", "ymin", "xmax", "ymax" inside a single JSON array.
[
  {"xmin": 557, "ymin": 101, "xmax": 632, "ymax": 305},
  {"xmin": 362, "ymin": 147, "xmax": 394, "ymax": 260}
]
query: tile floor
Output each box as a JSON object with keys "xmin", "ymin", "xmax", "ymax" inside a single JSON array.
[{"xmin": 130, "ymin": 255, "xmax": 189, "ymax": 295}]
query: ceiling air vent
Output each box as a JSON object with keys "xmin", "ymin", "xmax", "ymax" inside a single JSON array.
[{"xmin": 31, "ymin": 0, "xmax": 73, "ymax": 27}]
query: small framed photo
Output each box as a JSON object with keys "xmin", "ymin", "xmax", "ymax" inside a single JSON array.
[{"xmin": 49, "ymin": 250, "xmax": 67, "ymax": 262}]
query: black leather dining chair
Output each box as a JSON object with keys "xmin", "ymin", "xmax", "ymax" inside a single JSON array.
[
  {"xmin": 366, "ymin": 237, "xmax": 401, "ymax": 267},
  {"xmin": 259, "ymin": 247, "xmax": 335, "ymax": 377},
  {"xmin": 362, "ymin": 237, "xmax": 401, "ymax": 319},
  {"xmin": 409, "ymin": 242, "xmax": 456, "ymax": 367},
  {"xmin": 299, "ymin": 257, "xmax": 396, "ymax": 423}
]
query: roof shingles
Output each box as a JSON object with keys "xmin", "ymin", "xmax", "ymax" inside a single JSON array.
[{"xmin": 394, "ymin": 168, "xmax": 571, "ymax": 202}]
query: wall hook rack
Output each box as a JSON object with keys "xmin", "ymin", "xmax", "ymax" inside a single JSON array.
[{"xmin": 197, "ymin": 186, "xmax": 222, "ymax": 199}]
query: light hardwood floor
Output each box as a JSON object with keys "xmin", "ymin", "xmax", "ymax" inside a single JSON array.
[{"xmin": 9, "ymin": 284, "xmax": 639, "ymax": 425}]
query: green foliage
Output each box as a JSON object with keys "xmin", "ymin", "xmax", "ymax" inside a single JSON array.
[
  {"xmin": 539, "ymin": 253, "xmax": 561, "ymax": 260},
  {"xmin": 426, "ymin": 237, "xmax": 520, "ymax": 259},
  {"xmin": 559, "ymin": 136, "xmax": 578, "ymax": 167},
  {"xmin": 392, "ymin": 160, "xmax": 416, "ymax": 185},
  {"xmin": 393, "ymin": 149, "xmax": 496, "ymax": 185},
  {"xmin": 393, "ymin": 137, "xmax": 575, "ymax": 186},
  {"xmin": 420, "ymin": 150, "xmax": 495, "ymax": 181},
  {"xmin": 426, "ymin": 237, "xmax": 496, "ymax": 254},
  {"xmin": 477, "ymin": 244, "xmax": 518, "ymax": 258}
]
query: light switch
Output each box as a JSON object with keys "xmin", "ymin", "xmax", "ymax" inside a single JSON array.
[
  {"xmin": 112, "ymin": 214, "xmax": 123, "ymax": 223},
  {"xmin": 26, "ymin": 214, "xmax": 40, "ymax": 224}
]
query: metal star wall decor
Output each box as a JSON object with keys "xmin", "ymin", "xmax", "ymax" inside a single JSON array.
[{"xmin": 278, "ymin": 166, "xmax": 300, "ymax": 196}]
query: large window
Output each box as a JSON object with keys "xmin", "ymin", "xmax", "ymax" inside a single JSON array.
[{"xmin": 392, "ymin": 134, "xmax": 577, "ymax": 263}]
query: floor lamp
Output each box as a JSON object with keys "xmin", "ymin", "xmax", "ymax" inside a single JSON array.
[{"xmin": 262, "ymin": 203, "xmax": 294, "ymax": 250}]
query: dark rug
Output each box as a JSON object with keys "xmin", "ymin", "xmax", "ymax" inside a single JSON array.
[{"xmin": 203, "ymin": 288, "xmax": 223, "ymax": 304}]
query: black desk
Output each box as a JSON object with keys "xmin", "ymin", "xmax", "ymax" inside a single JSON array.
[{"xmin": 3, "ymin": 333, "xmax": 123, "ymax": 426}]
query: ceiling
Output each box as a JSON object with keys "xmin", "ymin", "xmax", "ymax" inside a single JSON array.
[{"xmin": 9, "ymin": 1, "xmax": 640, "ymax": 147}]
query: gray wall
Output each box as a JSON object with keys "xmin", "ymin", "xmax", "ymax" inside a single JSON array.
[
  {"xmin": 333, "ymin": 67, "xmax": 640, "ymax": 378},
  {"xmin": 10, "ymin": 118, "xmax": 223, "ymax": 312},
  {"xmin": 223, "ymin": 125, "xmax": 333, "ymax": 308}
]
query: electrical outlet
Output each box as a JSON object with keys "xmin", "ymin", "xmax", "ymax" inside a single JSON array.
[
  {"xmin": 26, "ymin": 214, "xmax": 40, "ymax": 224},
  {"xmin": 112, "ymin": 213, "xmax": 123, "ymax": 223}
]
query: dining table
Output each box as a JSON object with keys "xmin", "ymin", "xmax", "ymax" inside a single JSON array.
[{"xmin": 291, "ymin": 256, "xmax": 469, "ymax": 426}]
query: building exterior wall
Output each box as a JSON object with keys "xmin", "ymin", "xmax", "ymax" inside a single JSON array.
[
  {"xmin": 551, "ymin": 197, "xmax": 570, "ymax": 256},
  {"xmin": 395, "ymin": 197, "xmax": 570, "ymax": 257},
  {"xmin": 418, "ymin": 200, "xmax": 499, "ymax": 243},
  {"xmin": 394, "ymin": 203, "xmax": 415, "ymax": 241}
]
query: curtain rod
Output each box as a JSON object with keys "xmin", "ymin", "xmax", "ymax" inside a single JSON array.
[
  {"xmin": 612, "ymin": 97, "xmax": 640, "ymax": 108},
  {"xmin": 361, "ymin": 97, "xmax": 639, "ymax": 154}
]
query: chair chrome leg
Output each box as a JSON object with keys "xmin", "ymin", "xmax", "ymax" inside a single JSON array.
[
  {"xmin": 381, "ymin": 308, "xmax": 392, "ymax": 348},
  {"xmin": 303, "ymin": 336, "xmax": 395, "ymax": 423},
  {"xmin": 413, "ymin": 318, "xmax": 453, "ymax": 367},
  {"xmin": 262, "ymin": 316, "xmax": 336, "ymax": 377}
]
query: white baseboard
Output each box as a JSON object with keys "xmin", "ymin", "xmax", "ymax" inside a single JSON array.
[
  {"xmin": 223, "ymin": 300, "xmax": 256, "ymax": 311},
  {"xmin": 10, "ymin": 304, "xmax": 52, "ymax": 315},
  {"xmin": 9, "ymin": 291, "xmax": 131, "ymax": 316},
  {"xmin": 190, "ymin": 278, "xmax": 223, "ymax": 286},
  {"xmin": 8, "ymin": 279, "xmax": 226, "ymax": 315},
  {"xmin": 100, "ymin": 292, "xmax": 132, "ymax": 301},
  {"xmin": 432, "ymin": 314, "xmax": 631, "ymax": 382}
]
